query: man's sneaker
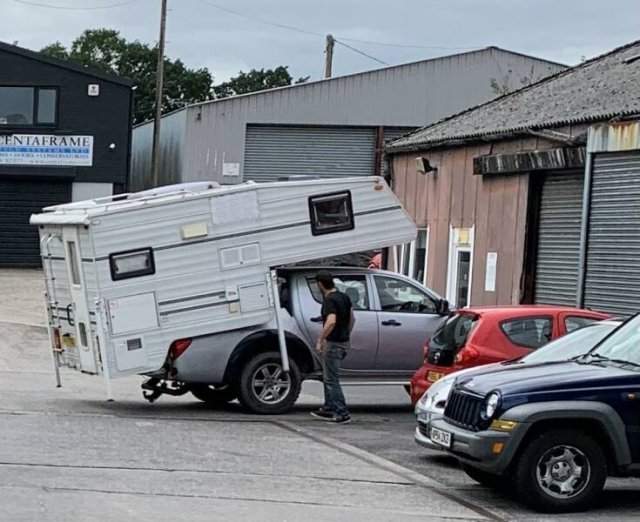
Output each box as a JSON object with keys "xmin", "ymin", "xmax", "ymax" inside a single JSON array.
[
  {"xmin": 310, "ymin": 408, "xmax": 334, "ymax": 419},
  {"xmin": 327, "ymin": 414, "xmax": 351, "ymax": 425}
]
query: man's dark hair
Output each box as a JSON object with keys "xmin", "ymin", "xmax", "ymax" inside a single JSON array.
[{"xmin": 316, "ymin": 270, "xmax": 335, "ymax": 289}]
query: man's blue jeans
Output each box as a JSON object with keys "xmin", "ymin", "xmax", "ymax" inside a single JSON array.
[{"xmin": 323, "ymin": 341, "xmax": 350, "ymax": 417}]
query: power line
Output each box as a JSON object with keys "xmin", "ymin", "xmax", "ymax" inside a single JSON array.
[
  {"xmin": 11, "ymin": 0, "xmax": 141, "ymax": 9},
  {"xmin": 337, "ymin": 36, "xmax": 479, "ymax": 51},
  {"xmin": 198, "ymin": 0, "xmax": 323, "ymax": 38},
  {"xmin": 334, "ymin": 39, "xmax": 388, "ymax": 66},
  {"xmin": 196, "ymin": 0, "xmax": 481, "ymax": 52}
]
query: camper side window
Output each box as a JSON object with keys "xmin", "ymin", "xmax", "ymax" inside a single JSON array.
[
  {"xmin": 309, "ymin": 191, "xmax": 354, "ymax": 236},
  {"xmin": 109, "ymin": 248, "xmax": 155, "ymax": 281}
]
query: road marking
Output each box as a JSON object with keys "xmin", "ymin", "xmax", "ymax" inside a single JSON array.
[{"xmin": 275, "ymin": 420, "xmax": 507, "ymax": 522}]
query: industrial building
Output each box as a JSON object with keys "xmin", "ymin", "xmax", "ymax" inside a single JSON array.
[
  {"xmin": 0, "ymin": 42, "xmax": 132, "ymax": 267},
  {"xmin": 386, "ymin": 40, "xmax": 640, "ymax": 316},
  {"xmin": 131, "ymin": 47, "xmax": 565, "ymax": 188}
]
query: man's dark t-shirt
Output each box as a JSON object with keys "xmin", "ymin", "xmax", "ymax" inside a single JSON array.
[{"xmin": 321, "ymin": 290, "xmax": 353, "ymax": 343}]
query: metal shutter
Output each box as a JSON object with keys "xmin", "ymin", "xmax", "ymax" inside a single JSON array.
[
  {"xmin": 583, "ymin": 152, "xmax": 640, "ymax": 316},
  {"xmin": 534, "ymin": 171, "xmax": 584, "ymax": 305},
  {"xmin": 243, "ymin": 125, "xmax": 376, "ymax": 182},
  {"xmin": 0, "ymin": 178, "xmax": 71, "ymax": 267}
]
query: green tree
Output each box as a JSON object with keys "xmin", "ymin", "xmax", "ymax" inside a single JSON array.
[
  {"xmin": 214, "ymin": 66, "xmax": 309, "ymax": 98},
  {"xmin": 41, "ymin": 29, "xmax": 307, "ymax": 123},
  {"xmin": 41, "ymin": 29, "xmax": 213, "ymax": 124}
]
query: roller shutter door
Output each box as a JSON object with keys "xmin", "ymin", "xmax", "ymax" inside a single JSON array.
[
  {"xmin": 534, "ymin": 171, "xmax": 584, "ymax": 305},
  {"xmin": 0, "ymin": 178, "xmax": 71, "ymax": 267},
  {"xmin": 243, "ymin": 125, "xmax": 376, "ymax": 182},
  {"xmin": 583, "ymin": 152, "xmax": 640, "ymax": 316}
]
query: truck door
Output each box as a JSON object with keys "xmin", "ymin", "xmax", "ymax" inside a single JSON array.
[
  {"xmin": 62, "ymin": 227, "xmax": 98, "ymax": 374},
  {"xmin": 296, "ymin": 273, "xmax": 378, "ymax": 372},
  {"xmin": 373, "ymin": 274, "xmax": 444, "ymax": 374}
]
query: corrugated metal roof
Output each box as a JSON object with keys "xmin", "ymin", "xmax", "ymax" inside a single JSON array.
[{"xmin": 387, "ymin": 40, "xmax": 640, "ymax": 152}]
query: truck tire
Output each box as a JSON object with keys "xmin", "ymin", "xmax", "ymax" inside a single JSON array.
[
  {"xmin": 461, "ymin": 464, "xmax": 506, "ymax": 490},
  {"xmin": 236, "ymin": 351, "xmax": 301, "ymax": 414},
  {"xmin": 514, "ymin": 429, "xmax": 607, "ymax": 513},
  {"xmin": 190, "ymin": 384, "xmax": 237, "ymax": 405}
]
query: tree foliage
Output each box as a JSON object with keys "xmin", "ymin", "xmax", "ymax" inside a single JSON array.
[
  {"xmin": 41, "ymin": 29, "xmax": 308, "ymax": 124},
  {"xmin": 214, "ymin": 66, "xmax": 309, "ymax": 98}
]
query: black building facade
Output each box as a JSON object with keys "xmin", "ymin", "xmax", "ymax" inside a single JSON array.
[{"xmin": 0, "ymin": 42, "xmax": 132, "ymax": 266}]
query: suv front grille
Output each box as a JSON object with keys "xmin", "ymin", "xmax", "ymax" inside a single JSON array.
[{"xmin": 444, "ymin": 389, "xmax": 484, "ymax": 431}]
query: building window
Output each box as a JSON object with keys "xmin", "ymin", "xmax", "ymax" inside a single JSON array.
[
  {"xmin": 309, "ymin": 191, "xmax": 354, "ymax": 236},
  {"xmin": 109, "ymin": 248, "xmax": 155, "ymax": 281},
  {"xmin": 393, "ymin": 228, "xmax": 429, "ymax": 286},
  {"xmin": 446, "ymin": 227, "xmax": 474, "ymax": 308},
  {"xmin": 0, "ymin": 86, "xmax": 58, "ymax": 126}
]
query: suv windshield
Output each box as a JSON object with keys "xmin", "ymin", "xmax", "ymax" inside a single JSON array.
[{"xmin": 586, "ymin": 315, "xmax": 640, "ymax": 368}]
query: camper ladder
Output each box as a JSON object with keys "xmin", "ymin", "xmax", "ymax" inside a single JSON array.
[{"xmin": 40, "ymin": 234, "xmax": 63, "ymax": 388}]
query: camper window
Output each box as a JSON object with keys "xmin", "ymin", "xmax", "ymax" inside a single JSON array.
[
  {"xmin": 309, "ymin": 191, "xmax": 354, "ymax": 236},
  {"xmin": 67, "ymin": 241, "xmax": 81, "ymax": 285},
  {"xmin": 109, "ymin": 248, "xmax": 155, "ymax": 281}
]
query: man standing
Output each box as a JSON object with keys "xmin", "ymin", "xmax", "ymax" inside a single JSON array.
[{"xmin": 311, "ymin": 270, "xmax": 354, "ymax": 424}]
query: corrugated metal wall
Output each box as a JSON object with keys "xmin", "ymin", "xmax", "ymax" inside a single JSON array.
[
  {"xmin": 584, "ymin": 152, "xmax": 640, "ymax": 315},
  {"xmin": 534, "ymin": 171, "xmax": 584, "ymax": 306},
  {"xmin": 132, "ymin": 48, "xmax": 565, "ymax": 185},
  {"xmin": 244, "ymin": 125, "xmax": 376, "ymax": 181}
]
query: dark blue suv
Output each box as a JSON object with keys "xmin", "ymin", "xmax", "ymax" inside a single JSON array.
[{"xmin": 428, "ymin": 315, "xmax": 640, "ymax": 512}]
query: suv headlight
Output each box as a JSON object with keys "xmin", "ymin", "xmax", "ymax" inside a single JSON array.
[{"xmin": 482, "ymin": 392, "xmax": 501, "ymax": 420}]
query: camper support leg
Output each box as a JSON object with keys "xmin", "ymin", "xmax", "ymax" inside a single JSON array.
[{"xmin": 270, "ymin": 270, "xmax": 290, "ymax": 374}]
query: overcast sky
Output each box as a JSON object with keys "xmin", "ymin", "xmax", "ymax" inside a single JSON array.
[{"xmin": 4, "ymin": 0, "xmax": 639, "ymax": 83}]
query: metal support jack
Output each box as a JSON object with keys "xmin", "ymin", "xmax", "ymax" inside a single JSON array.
[{"xmin": 270, "ymin": 269, "xmax": 290, "ymax": 373}]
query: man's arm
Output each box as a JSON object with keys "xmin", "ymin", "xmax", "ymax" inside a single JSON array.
[
  {"xmin": 316, "ymin": 314, "xmax": 336, "ymax": 352},
  {"xmin": 349, "ymin": 309, "xmax": 355, "ymax": 333}
]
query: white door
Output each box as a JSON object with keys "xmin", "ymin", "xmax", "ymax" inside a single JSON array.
[{"xmin": 62, "ymin": 227, "xmax": 98, "ymax": 374}]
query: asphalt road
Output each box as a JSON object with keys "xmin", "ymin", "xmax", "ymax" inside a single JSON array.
[{"xmin": 2, "ymin": 269, "xmax": 640, "ymax": 521}]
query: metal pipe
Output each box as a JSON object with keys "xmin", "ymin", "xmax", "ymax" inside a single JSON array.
[
  {"xmin": 270, "ymin": 269, "xmax": 290, "ymax": 373},
  {"xmin": 576, "ymin": 152, "xmax": 594, "ymax": 308}
]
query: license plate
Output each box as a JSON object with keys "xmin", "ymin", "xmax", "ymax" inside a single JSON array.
[
  {"xmin": 430, "ymin": 427, "xmax": 452, "ymax": 448},
  {"xmin": 427, "ymin": 371, "xmax": 444, "ymax": 383}
]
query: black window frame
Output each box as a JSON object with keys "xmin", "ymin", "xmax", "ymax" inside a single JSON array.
[
  {"xmin": 308, "ymin": 190, "xmax": 355, "ymax": 236},
  {"xmin": 109, "ymin": 247, "xmax": 156, "ymax": 281},
  {"xmin": 499, "ymin": 315, "xmax": 554, "ymax": 350},
  {"xmin": 0, "ymin": 85, "xmax": 59, "ymax": 128}
]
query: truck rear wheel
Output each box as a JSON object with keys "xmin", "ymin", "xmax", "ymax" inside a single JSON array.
[
  {"xmin": 514, "ymin": 429, "xmax": 607, "ymax": 512},
  {"xmin": 190, "ymin": 384, "xmax": 237, "ymax": 405},
  {"xmin": 236, "ymin": 351, "xmax": 301, "ymax": 414}
]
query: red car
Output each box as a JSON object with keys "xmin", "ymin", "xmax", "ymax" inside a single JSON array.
[{"xmin": 410, "ymin": 305, "xmax": 610, "ymax": 405}]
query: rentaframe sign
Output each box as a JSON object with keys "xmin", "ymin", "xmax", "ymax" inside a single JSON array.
[{"xmin": 0, "ymin": 134, "xmax": 93, "ymax": 167}]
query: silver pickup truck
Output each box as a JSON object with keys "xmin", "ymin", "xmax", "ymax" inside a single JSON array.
[{"xmin": 144, "ymin": 267, "xmax": 449, "ymax": 414}]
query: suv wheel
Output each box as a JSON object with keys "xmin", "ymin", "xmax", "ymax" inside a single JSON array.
[
  {"xmin": 190, "ymin": 384, "xmax": 237, "ymax": 405},
  {"xmin": 514, "ymin": 429, "xmax": 607, "ymax": 512},
  {"xmin": 237, "ymin": 352, "xmax": 301, "ymax": 414}
]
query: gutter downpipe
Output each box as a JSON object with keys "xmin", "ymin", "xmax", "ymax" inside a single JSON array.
[{"xmin": 576, "ymin": 147, "xmax": 594, "ymax": 308}]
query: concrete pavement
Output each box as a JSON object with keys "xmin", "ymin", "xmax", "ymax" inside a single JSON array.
[{"xmin": 2, "ymin": 269, "xmax": 640, "ymax": 521}]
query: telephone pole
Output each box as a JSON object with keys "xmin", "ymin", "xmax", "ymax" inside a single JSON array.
[
  {"xmin": 151, "ymin": 0, "xmax": 168, "ymax": 188},
  {"xmin": 324, "ymin": 34, "xmax": 335, "ymax": 78}
]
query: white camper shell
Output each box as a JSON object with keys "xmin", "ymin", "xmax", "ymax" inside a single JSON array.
[{"xmin": 31, "ymin": 177, "xmax": 416, "ymax": 399}]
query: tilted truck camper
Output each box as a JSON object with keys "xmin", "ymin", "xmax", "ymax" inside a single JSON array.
[{"xmin": 30, "ymin": 176, "xmax": 417, "ymax": 413}]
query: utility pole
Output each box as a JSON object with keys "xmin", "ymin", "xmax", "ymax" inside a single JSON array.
[
  {"xmin": 151, "ymin": 0, "xmax": 168, "ymax": 188},
  {"xmin": 324, "ymin": 34, "xmax": 335, "ymax": 78}
]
